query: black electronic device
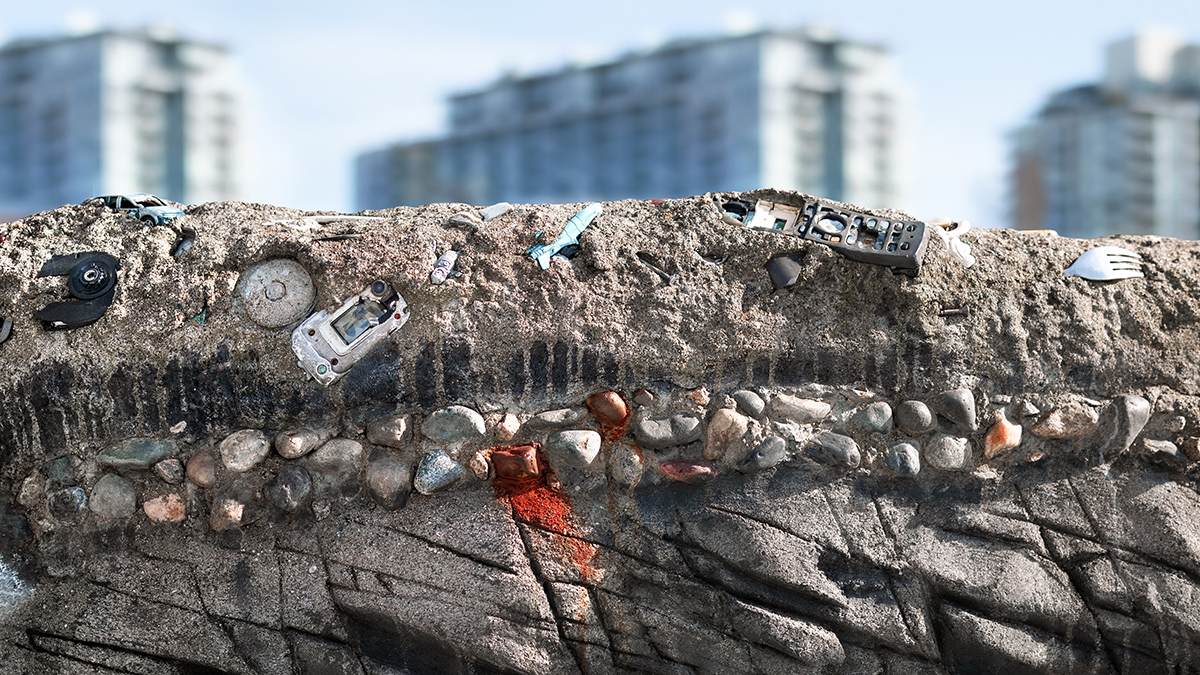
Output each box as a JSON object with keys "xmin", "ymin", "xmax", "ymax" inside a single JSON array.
[
  {"xmin": 721, "ymin": 195, "xmax": 929, "ymax": 275},
  {"xmin": 33, "ymin": 252, "xmax": 120, "ymax": 328}
]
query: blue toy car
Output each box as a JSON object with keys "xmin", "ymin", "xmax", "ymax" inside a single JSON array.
[{"xmin": 97, "ymin": 193, "xmax": 184, "ymax": 226}]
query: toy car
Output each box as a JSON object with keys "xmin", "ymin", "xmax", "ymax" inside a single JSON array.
[{"xmin": 96, "ymin": 193, "xmax": 184, "ymax": 226}]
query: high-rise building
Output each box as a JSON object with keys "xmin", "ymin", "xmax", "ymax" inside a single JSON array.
[
  {"xmin": 0, "ymin": 27, "xmax": 243, "ymax": 216},
  {"xmin": 1011, "ymin": 32, "xmax": 1200, "ymax": 238},
  {"xmin": 356, "ymin": 27, "xmax": 908, "ymax": 210}
]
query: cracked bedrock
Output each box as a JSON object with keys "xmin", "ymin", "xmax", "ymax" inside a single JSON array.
[{"xmin": 2, "ymin": 191, "xmax": 1200, "ymax": 674}]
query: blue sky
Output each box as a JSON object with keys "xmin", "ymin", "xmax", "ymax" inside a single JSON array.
[{"xmin": 2, "ymin": 0, "xmax": 1198, "ymax": 224}]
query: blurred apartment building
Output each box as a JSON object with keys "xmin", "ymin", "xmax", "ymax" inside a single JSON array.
[
  {"xmin": 356, "ymin": 27, "xmax": 907, "ymax": 210},
  {"xmin": 1011, "ymin": 32, "xmax": 1200, "ymax": 238},
  {"xmin": 0, "ymin": 27, "xmax": 242, "ymax": 218}
]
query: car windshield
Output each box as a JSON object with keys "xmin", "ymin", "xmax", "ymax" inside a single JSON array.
[{"xmin": 134, "ymin": 196, "xmax": 166, "ymax": 207}]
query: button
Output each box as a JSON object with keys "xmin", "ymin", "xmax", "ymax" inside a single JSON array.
[
  {"xmin": 907, "ymin": 223, "xmax": 916, "ymax": 232},
  {"xmin": 887, "ymin": 243, "xmax": 897, "ymax": 252},
  {"xmin": 892, "ymin": 223, "xmax": 903, "ymax": 231},
  {"xmin": 900, "ymin": 242, "xmax": 910, "ymax": 250},
  {"xmin": 831, "ymin": 236, "xmax": 841, "ymax": 243},
  {"xmin": 815, "ymin": 218, "xmax": 844, "ymax": 235}
]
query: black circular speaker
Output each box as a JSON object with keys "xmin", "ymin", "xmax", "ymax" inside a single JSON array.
[{"xmin": 67, "ymin": 258, "xmax": 117, "ymax": 300}]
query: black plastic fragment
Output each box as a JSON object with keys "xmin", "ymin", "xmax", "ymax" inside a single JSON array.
[
  {"xmin": 765, "ymin": 254, "xmax": 803, "ymax": 289},
  {"xmin": 34, "ymin": 251, "xmax": 120, "ymax": 329}
]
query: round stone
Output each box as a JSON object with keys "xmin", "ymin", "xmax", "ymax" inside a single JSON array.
[
  {"xmin": 1030, "ymin": 403, "xmax": 1098, "ymax": 440},
  {"xmin": 634, "ymin": 414, "xmax": 703, "ymax": 449},
  {"xmin": 422, "ymin": 406, "xmax": 486, "ymax": 444},
  {"xmin": 275, "ymin": 425, "xmax": 335, "ymax": 459},
  {"xmin": 632, "ymin": 389, "xmax": 655, "ymax": 406},
  {"xmin": 143, "ymin": 493, "xmax": 186, "ymax": 523},
  {"xmin": 526, "ymin": 407, "xmax": 588, "ymax": 430},
  {"xmin": 264, "ymin": 466, "xmax": 313, "ymax": 513},
  {"xmin": 186, "ymin": 452, "xmax": 217, "ymax": 487},
  {"xmin": 608, "ymin": 443, "xmax": 644, "ymax": 488},
  {"xmin": 413, "ymin": 450, "xmax": 466, "ymax": 495},
  {"xmin": 853, "ymin": 402, "xmax": 894, "ymax": 435},
  {"xmin": 304, "ymin": 439, "xmax": 365, "ymax": 478},
  {"xmin": 236, "ymin": 258, "xmax": 315, "ymax": 328},
  {"xmin": 365, "ymin": 414, "xmax": 412, "ymax": 449},
  {"xmin": 807, "ymin": 432, "xmax": 861, "ymax": 469},
  {"xmin": 210, "ymin": 498, "xmax": 247, "ymax": 532},
  {"xmin": 154, "ymin": 458, "xmax": 185, "ymax": 485},
  {"xmin": 90, "ymin": 474, "xmax": 136, "ymax": 519},
  {"xmin": 545, "ymin": 430, "xmax": 602, "ymax": 468},
  {"xmin": 98, "ymin": 438, "xmax": 175, "ymax": 471},
  {"xmin": 737, "ymin": 436, "xmax": 788, "ymax": 473},
  {"xmin": 659, "ymin": 459, "xmax": 716, "ymax": 484},
  {"xmin": 219, "ymin": 429, "xmax": 271, "ymax": 472},
  {"xmin": 884, "ymin": 443, "xmax": 921, "ymax": 475},
  {"xmin": 47, "ymin": 487, "xmax": 87, "ymax": 524},
  {"xmin": 925, "ymin": 434, "xmax": 970, "ymax": 470},
  {"xmin": 895, "ymin": 401, "xmax": 936, "ymax": 435},
  {"xmin": 936, "ymin": 389, "xmax": 978, "ymax": 433},
  {"xmin": 45, "ymin": 455, "xmax": 83, "ymax": 485},
  {"xmin": 586, "ymin": 392, "xmax": 629, "ymax": 425},
  {"xmin": 703, "ymin": 409, "xmax": 749, "ymax": 460},
  {"xmin": 494, "ymin": 413, "xmax": 520, "ymax": 441},
  {"xmin": 364, "ymin": 456, "xmax": 413, "ymax": 510},
  {"xmin": 732, "ymin": 390, "xmax": 765, "ymax": 418},
  {"xmin": 770, "ymin": 395, "xmax": 831, "ymax": 424}
]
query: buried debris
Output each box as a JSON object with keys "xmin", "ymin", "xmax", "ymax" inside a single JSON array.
[
  {"xmin": 33, "ymin": 251, "xmax": 120, "ymax": 329},
  {"xmin": 528, "ymin": 202, "xmax": 602, "ymax": 269},
  {"xmin": 1065, "ymin": 246, "xmax": 1144, "ymax": 281},
  {"xmin": 430, "ymin": 250, "xmax": 461, "ymax": 284},
  {"xmin": 291, "ymin": 279, "xmax": 410, "ymax": 385}
]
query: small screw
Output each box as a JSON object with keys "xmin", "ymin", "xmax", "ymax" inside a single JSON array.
[{"xmin": 939, "ymin": 306, "xmax": 969, "ymax": 317}]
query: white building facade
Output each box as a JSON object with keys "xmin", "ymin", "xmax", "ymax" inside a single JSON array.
[
  {"xmin": 1011, "ymin": 32, "xmax": 1200, "ymax": 238},
  {"xmin": 356, "ymin": 28, "xmax": 908, "ymax": 210},
  {"xmin": 0, "ymin": 29, "xmax": 242, "ymax": 216}
]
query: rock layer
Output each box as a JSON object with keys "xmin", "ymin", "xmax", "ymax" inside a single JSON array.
[{"xmin": 1, "ymin": 192, "xmax": 1200, "ymax": 673}]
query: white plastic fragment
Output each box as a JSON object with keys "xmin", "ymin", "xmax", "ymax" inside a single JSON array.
[
  {"xmin": 928, "ymin": 217, "xmax": 976, "ymax": 267},
  {"xmin": 430, "ymin": 251, "xmax": 460, "ymax": 285},
  {"xmin": 480, "ymin": 202, "xmax": 513, "ymax": 221}
]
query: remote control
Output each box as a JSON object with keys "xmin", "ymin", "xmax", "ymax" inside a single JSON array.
[{"xmin": 721, "ymin": 196, "xmax": 929, "ymax": 275}]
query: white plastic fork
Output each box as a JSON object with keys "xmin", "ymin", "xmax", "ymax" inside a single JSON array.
[{"xmin": 1064, "ymin": 246, "xmax": 1144, "ymax": 281}]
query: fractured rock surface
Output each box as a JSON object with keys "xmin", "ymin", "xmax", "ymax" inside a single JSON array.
[{"xmin": 2, "ymin": 192, "xmax": 1200, "ymax": 673}]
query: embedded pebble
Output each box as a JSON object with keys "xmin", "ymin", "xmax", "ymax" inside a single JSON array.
[
  {"xmin": 304, "ymin": 439, "xmax": 365, "ymax": 479},
  {"xmin": 1096, "ymin": 395, "xmax": 1151, "ymax": 458},
  {"xmin": 687, "ymin": 387, "xmax": 711, "ymax": 406},
  {"xmin": 1016, "ymin": 399, "xmax": 1040, "ymax": 417},
  {"xmin": 364, "ymin": 456, "xmax": 412, "ymax": 510},
  {"xmin": 210, "ymin": 498, "xmax": 247, "ymax": 532},
  {"xmin": 142, "ymin": 493, "xmax": 186, "ymax": 523},
  {"xmin": 154, "ymin": 458, "xmax": 185, "ymax": 485},
  {"xmin": 422, "ymin": 405, "xmax": 487, "ymax": 443},
  {"xmin": 895, "ymin": 401, "xmax": 936, "ymax": 435},
  {"xmin": 853, "ymin": 402, "xmax": 893, "ymax": 435},
  {"xmin": 1181, "ymin": 437, "xmax": 1200, "ymax": 462},
  {"xmin": 186, "ymin": 452, "xmax": 217, "ymax": 487},
  {"xmin": 46, "ymin": 455, "xmax": 83, "ymax": 485},
  {"xmin": 1165, "ymin": 416, "xmax": 1188, "ymax": 433},
  {"xmin": 491, "ymin": 444, "xmax": 542, "ymax": 480},
  {"xmin": 47, "ymin": 487, "xmax": 87, "ymax": 524},
  {"xmin": 545, "ymin": 430, "xmax": 601, "ymax": 468},
  {"xmin": 936, "ymin": 389, "xmax": 978, "ymax": 432},
  {"xmin": 659, "ymin": 459, "xmax": 716, "ymax": 484},
  {"xmin": 525, "ymin": 407, "xmax": 588, "ymax": 430},
  {"xmin": 219, "ymin": 429, "xmax": 271, "ymax": 472},
  {"xmin": 495, "ymin": 413, "xmax": 520, "ymax": 441},
  {"xmin": 991, "ymin": 394, "xmax": 1012, "ymax": 405},
  {"xmin": 633, "ymin": 389, "xmax": 655, "ymax": 406},
  {"xmin": 806, "ymin": 432, "xmax": 860, "ymax": 469},
  {"xmin": 467, "ymin": 451, "xmax": 491, "ymax": 479},
  {"xmin": 17, "ymin": 475, "xmax": 44, "ymax": 508},
  {"xmin": 1030, "ymin": 402, "xmax": 1098, "ymax": 439},
  {"xmin": 884, "ymin": 442, "xmax": 921, "ymax": 476},
  {"xmin": 983, "ymin": 412, "xmax": 1023, "ymax": 459},
  {"xmin": 414, "ymin": 450, "xmax": 466, "ymax": 494},
  {"xmin": 842, "ymin": 389, "xmax": 875, "ymax": 404},
  {"xmin": 365, "ymin": 414, "xmax": 413, "ymax": 448},
  {"xmin": 275, "ymin": 425, "xmax": 336, "ymax": 459},
  {"xmin": 770, "ymin": 395, "xmax": 831, "ymax": 424},
  {"xmin": 732, "ymin": 390, "xmax": 765, "ymax": 418},
  {"xmin": 924, "ymin": 434, "xmax": 970, "ymax": 470},
  {"xmin": 737, "ymin": 436, "xmax": 788, "ymax": 473},
  {"xmin": 1141, "ymin": 439, "xmax": 1178, "ymax": 458},
  {"xmin": 90, "ymin": 474, "xmax": 136, "ymax": 519},
  {"xmin": 634, "ymin": 414, "xmax": 703, "ymax": 449},
  {"xmin": 97, "ymin": 438, "xmax": 175, "ymax": 471},
  {"xmin": 609, "ymin": 443, "xmax": 644, "ymax": 488},
  {"xmin": 264, "ymin": 466, "xmax": 313, "ymax": 512},
  {"xmin": 587, "ymin": 392, "xmax": 629, "ymax": 425},
  {"xmin": 703, "ymin": 409, "xmax": 749, "ymax": 460}
]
